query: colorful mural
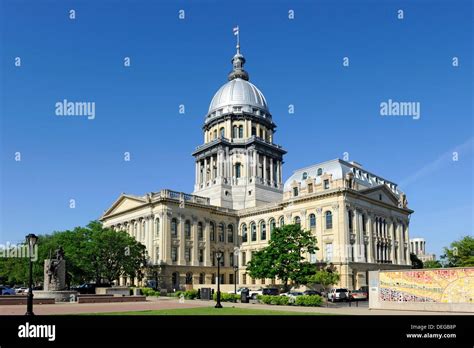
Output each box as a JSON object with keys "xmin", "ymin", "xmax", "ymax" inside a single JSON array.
[{"xmin": 379, "ymin": 268, "xmax": 474, "ymax": 303}]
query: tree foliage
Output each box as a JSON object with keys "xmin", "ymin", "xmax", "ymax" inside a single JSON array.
[
  {"xmin": 246, "ymin": 224, "xmax": 318, "ymax": 289},
  {"xmin": 0, "ymin": 221, "xmax": 147, "ymax": 287},
  {"xmin": 307, "ymin": 268, "xmax": 340, "ymax": 292},
  {"xmin": 423, "ymin": 260, "xmax": 442, "ymax": 269},
  {"xmin": 441, "ymin": 236, "xmax": 474, "ymax": 267}
]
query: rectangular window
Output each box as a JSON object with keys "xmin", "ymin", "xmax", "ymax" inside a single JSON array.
[
  {"xmin": 293, "ymin": 187, "xmax": 298, "ymax": 197},
  {"xmin": 325, "ymin": 243, "xmax": 333, "ymax": 262},
  {"xmin": 185, "ymin": 248, "xmax": 191, "ymax": 262},
  {"xmin": 308, "ymin": 183, "xmax": 313, "ymax": 193},
  {"xmin": 324, "ymin": 179, "xmax": 330, "ymax": 189},
  {"xmin": 241, "ymin": 252, "xmax": 246, "ymax": 266},
  {"xmin": 171, "ymin": 247, "xmax": 178, "ymax": 262},
  {"xmin": 155, "ymin": 247, "xmax": 160, "ymax": 263},
  {"xmin": 229, "ymin": 274, "xmax": 234, "ymax": 284},
  {"xmin": 242, "ymin": 274, "xmax": 247, "ymax": 284},
  {"xmin": 310, "ymin": 253, "xmax": 317, "ymax": 264},
  {"xmin": 199, "ymin": 249, "xmax": 204, "ymax": 263}
]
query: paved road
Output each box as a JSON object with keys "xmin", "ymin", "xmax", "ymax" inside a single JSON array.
[{"xmin": 0, "ymin": 297, "xmax": 471, "ymax": 315}]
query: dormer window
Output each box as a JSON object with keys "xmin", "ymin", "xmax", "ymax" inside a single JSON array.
[
  {"xmin": 233, "ymin": 106, "xmax": 242, "ymax": 112},
  {"xmin": 302, "ymin": 172, "xmax": 308, "ymax": 180},
  {"xmin": 293, "ymin": 187, "xmax": 299, "ymax": 197},
  {"xmin": 317, "ymin": 168, "xmax": 323, "ymax": 176}
]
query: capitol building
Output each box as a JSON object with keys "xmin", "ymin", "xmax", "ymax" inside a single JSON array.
[{"xmin": 100, "ymin": 43, "xmax": 413, "ymax": 291}]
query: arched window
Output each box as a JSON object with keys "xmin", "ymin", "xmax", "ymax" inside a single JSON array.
[
  {"xmin": 210, "ymin": 222, "xmax": 215, "ymax": 241},
  {"xmin": 133, "ymin": 222, "xmax": 138, "ymax": 238},
  {"xmin": 199, "ymin": 273, "xmax": 205, "ymax": 284},
  {"xmin": 235, "ymin": 163, "xmax": 241, "ymax": 178},
  {"xmin": 218, "ymin": 223, "xmax": 225, "ymax": 242},
  {"xmin": 348, "ymin": 210, "xmax": 353, "ymax": 230},
  {"xmin": 219, "ymin": 127, "xmax": 225, "ymax": 138},
  {"xmin": 233, "ymin": 125, "xmax": 238, "ymax": 138},
  {"xmin": 141, "ymin": 220, "xmax": 146, "ymax": 240},
  {"xmin": 269, "ymin": 218, "xmax": 276, "ymax": 234},
  {"xmin": 171, "ymin": 218, "xmax": 178, "ymax": 237},
  {"xmin": 227, "ymin": 224, "xmax": 234, "ymax": 243},
  {"xmin": 239, "ymin": 125, "xmax": 243, "ymax": 138},
  {"xmin": 317, "ymin": 168, "xmax": 323, "ymax": 176},
  {"xmin": 198, "ymin": 222, "xmax": 203, "ymax": 240},
  {"xmin": 260, "ymin": 221, "xmax": 266, "ymax": 240},
  {"xmin": 172, "ymin": 272, "xmax": 179, "ymax": 288},
  {"xmin": 213, "ymin": 129, "xmax": 217, "ymax": 139},
  {"xmin": 279, "ymin": 216, "xmax": 285, "ymax": 227},
  {"xmin": 241, "ymin": 224, "xmax": 248, "ymax": 243},
  {"xmin": 309, "ymin": 214, "xmax": 316, "ymax": 229},
  {"xmin": 325, "ymin": 211, "xmax": 333, "ymax": 229},
  {"xmin": 185, "ymin": 220, "xmax": 191, "ymax": 239},
  {"xmin": 185, "ymin": 272, "xmax": 193, "ymax": 285},
  {"xmin": 155, "ymin": 218, "xmax": 160, "ymax": 238},
  {"xmin": 250, "ymin": 222, "xmax": 257, "ymax": 241},
  {"xmin": 294, "ymin": 216, "xmax": 301, "ymax": 226}
]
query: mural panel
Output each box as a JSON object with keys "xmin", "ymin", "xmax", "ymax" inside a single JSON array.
[{"xmin": 379, "ymin": 268, "xmax": 474, "ymax": 303}]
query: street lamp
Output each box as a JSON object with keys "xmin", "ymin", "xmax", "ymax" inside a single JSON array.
[
  {"xmin": 25, "ymin": 233, "xmax": 38, "ymax": 316},
  {"xmin": 233, "ymin": 265, "xmax": 238, "ymax": 295},
  {"xmin": 215, "ymin": 251, "xmax": 223, "ymax": 308}
]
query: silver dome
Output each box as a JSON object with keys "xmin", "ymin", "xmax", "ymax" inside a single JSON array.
[{"xmin": 208, "ymin": 78, "xmax": 269, "ymax": 114}]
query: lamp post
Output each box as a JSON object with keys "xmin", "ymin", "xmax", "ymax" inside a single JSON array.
[
  {"xmin": 233, "ymin": 265, "xmax": 238, "ymax": 295},
  {"xmin": 215, "ymin": 251, "xmax": 223, "ymax": 308},
  {"xmin": 25, "ymin": 233, "xmax": 38, "ymax": 316}
]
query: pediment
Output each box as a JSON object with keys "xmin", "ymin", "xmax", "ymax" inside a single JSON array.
[
  {"xmin": 358, "ymin": 185, "xmax": 400, "ymax": 206},
  {"xmin": 101, "ymin": 194, "xmax": 146, "ymax": 219}
]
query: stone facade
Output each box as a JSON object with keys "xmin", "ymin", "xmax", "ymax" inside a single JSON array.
[{"xmin": 100, "ymin": 44, "xmax": 413, "ymax": 291}]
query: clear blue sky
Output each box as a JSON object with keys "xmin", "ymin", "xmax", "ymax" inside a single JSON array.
[{"xmin": 1, "ymin": 0, "xmax": 472, "ymax": 259}]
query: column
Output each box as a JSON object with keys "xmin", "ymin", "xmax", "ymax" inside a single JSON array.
[
  {"xmin": 389, "ymin": 220, "xmax": 395, "ymax": 264},
  {"xmin": 263, "ymin": 156, "xmax": 267, "ymax": 184},
  {"xmin": 276, "ymin": 160, "xmax": 280, "ymax": 187},
  {"xmin": 367, "ymin": 214, "xmax": 374, "ymax": 263},
  {"xmin": 204, "ymin": 219, "xmax": 211, "ymax": 266},
  {"xmin": 253, "ymin": 151, "xmax": 257, "ymax": 178},
  {"xmin": 353, "ymin": 210, "xmax": 359, "ymax": 262},
  {"xmin": 163, "ymin": 212, "xmax": 172, "ymax": 264},
  {"xmin": 192, "ymin": 217, "xmax": 199, "ymax": 266},
  {"xmin": 270, "ymin": 157, "xmax": 274, "ymax": 185},
  {"xmin": 203, "ymin": 157, "xmax": 208, "ymax": 184},
  {"xmin": 358, "ymin": 212, "xmax": 365, "ymax": 262},
  {"xmin": 396, "ymin": 222, "xmax": 402, "ymax": 264},
  {"xmin": 179, "ymin": 215, "xmax": 186, "ymax": 264},
  {"xmin": 148, "ymin": 216, "xmax": 154, "ymax": 262},
  {"xmin": 405, "ymin": 224, "xmax": 411, "ymax": 265}
]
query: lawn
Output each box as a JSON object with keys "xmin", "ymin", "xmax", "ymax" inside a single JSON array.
[{"xmin": 87, "ymin": 306, "xmax": 329, "ymax": 316}]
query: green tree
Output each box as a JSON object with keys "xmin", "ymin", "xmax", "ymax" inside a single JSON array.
[
  {"xmin": 410, "ymin": 253, "xmax": 424, "ymax": 269},
  {"xmin": 307, "ymin": 268, "xmax": 340, "ymax": 293},
  {"xmin": 441, "ymin": 236, "xmax": 474, "ymax": 267},
  {"xmin": 246, "ymin": 224, "xmax": 318, "ymax": 290},
  {"xmin": 423, "ymin": 260, "xmax": 442, "ymax": 269},
  {"xmin": 0, "ymin": 221, "xmax": 147, "ymax": 287}
]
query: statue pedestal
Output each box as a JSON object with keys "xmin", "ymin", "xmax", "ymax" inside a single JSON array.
[{"xmin": 34, "ymin": 290, "xmax": 78, "ymax": 303}]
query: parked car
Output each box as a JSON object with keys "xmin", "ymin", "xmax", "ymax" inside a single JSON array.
[
  {"xmin": 15, "ymin": 287, "xmax": 28, "ymax": 294},
  {"xmin": 0, "ymin": 286, "xmax": 16, "ymax": 295},
  {"xmin": 227, "ymin": 287, "xmax": 248, "ymax": 295},
  {"xmin": 349, "ymin": 289, "xmax": 368, "ymax": 301},
  {"xmin": 327, "ymin": 288, "xmax": 349, "ymax": 302},
  {"xmin": 72, "ymin": 283, "xmax": 111, "ymax": 295},
  {"xmin": 281, "ymin": 291, "xmax": 304, "ymax": 299},
  {"xmin": 262, "ymin": 288, "xmax": 279, "ymax": 296},
  {"xmin": 303, "ymin": 290, "xmax": 322, "ymax": 296},
  {"xmin": 249, "ymin": 288, "xmax": 263, "ymax": 299}
]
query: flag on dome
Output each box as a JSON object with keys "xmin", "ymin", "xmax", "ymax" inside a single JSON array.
[{"xmin": 233, "ymin": 26, "xmax": 239, "ymax": 36}]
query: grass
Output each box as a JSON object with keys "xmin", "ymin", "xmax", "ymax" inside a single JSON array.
[{"xmin": 86, "ymin": 306, "xmax": 329, "ymax": 316}]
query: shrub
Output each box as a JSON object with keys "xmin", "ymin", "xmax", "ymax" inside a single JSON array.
[
  {"xmin": 183, "ymin": 289, "xmax": 198, "ymax": 299},
  {"xmin": 295, "ymin": 295, "xmax": 323, "ymax": 307},
  {"xmin": 212, "ymin": 292, "xmax": 240, "ymax": 302},
  {"xmin": 140, "ymin": 288, "xmax": 160, "ymax": 297},
  {"xmin": 258, "ymin": 295, "xmax": 289, "ymax": 306}
]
